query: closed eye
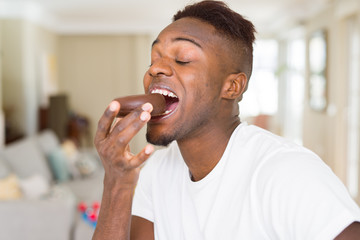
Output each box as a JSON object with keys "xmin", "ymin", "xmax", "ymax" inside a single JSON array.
[{"xmin": 175, "ymin": 59, "xmax": 190, "ymax": 65}]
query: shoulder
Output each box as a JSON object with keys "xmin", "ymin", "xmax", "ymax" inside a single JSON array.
[
  {"xmin": 235, "ymin": 123, "xmax": 301, "ymax": 151},
  {"xmin": 246, "ymin": 133, "xmax": 360, "ymax": 239},
  {"xmin": 247, "ymin": 126, "xmax": 341, "ymax": 201},
  {"xmin": 253, "ymin": 147, "xmax": 331, "ymax": 198},
  {"xmin": 231, "ymin": 124, "xmax": 360, "ymax": 238},
  {"xmin": 229, "ymin": 123, "xmax": 308, "ymax": 167}
]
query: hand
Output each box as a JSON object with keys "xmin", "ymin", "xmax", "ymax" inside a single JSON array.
[{"xmin": 94, "ymin": 101, "xmax": 154, "ymax": 189}]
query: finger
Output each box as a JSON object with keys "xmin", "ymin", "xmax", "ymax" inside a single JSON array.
[
  {"xmin": 94, "ymin": 101, "xmax": 120, "ymax": 144},
  {"xmin": 112, "ymin": 102, "xmax": 153, "ymax": 134},
  {"xmin": 129, "ymin": 144, "xmax": 154, "ymax": 168},
  {"xmin": 110, "ymin": 103, "xmax": 152, "ymax": 148},
  {"xmin": 110, "ymin": 118, "xmax": 121, "ymax": 133}
]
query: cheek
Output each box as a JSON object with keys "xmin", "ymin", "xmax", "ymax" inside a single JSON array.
[
  {"xmin": 143, "ymin": 71, "xmax": 151, "ymax": 92},
  {"xmin": 188, "ymin": 79, "xmax": 215, "ymax": 106}
]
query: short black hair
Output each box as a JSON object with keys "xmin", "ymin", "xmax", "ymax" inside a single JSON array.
[{"xmin": 173, "ymin": 0, "xmax": 256, "ymax": 81}]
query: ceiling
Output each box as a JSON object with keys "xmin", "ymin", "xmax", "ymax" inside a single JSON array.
[{"xmin": 0, "ymin": 0, "xmax": 332, "ymax": 36}]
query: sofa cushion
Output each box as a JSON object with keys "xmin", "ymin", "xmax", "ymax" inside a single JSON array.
[
  {"xmin": 61, "ymin": 169, "xmax": 104, "ymax": 202},
  {"xmin": 3, "ymin": 137, "xmax": 52, "ymax": 182},
  {"xmin": 19, "ymin": 174, "xmax": 50, "ymax": 199},
  {"xmin": 43, "ymin": 185, "xmax": 76, "ymax": 203},
  {"xmin": 0, "ymin": 198, "xmax": 75, "ymax": 240}
]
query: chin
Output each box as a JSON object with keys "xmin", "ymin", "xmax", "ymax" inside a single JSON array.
[
  {"xmin": 146, "ymin": 127, "xmax": 175, "ymax": 147},
  {"xmin": 146, "ymin": 129, "xmax": 174, "ymax": 147}
]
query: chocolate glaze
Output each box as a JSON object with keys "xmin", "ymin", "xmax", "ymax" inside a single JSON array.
[{"xmin": 114, "ymin": 94, "xmax": 166, "ymax": 117}]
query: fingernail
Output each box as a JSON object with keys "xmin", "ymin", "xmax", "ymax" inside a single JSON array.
[
  {"xmin": 145, "ymin": 145, "xmax": 154, "ymax": 155},
  {"xmin": 141, "ymin": 103, "xmax": 153, "ymax": 112},
  {"xmin": 140, "ymin": 112, "xmax": 150, "ymax": 121},
  {"xmin": 109, "ymin": 101, "xmax": 118, "ymax": 111}
]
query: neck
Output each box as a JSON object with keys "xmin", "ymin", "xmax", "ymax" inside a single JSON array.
[{"xmin": 177, "ymin": 117, "xmax": 240, "ymax": 181}]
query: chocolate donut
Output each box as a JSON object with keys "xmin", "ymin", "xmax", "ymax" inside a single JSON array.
[{"xmin": 114, "ymin": 94, "xmax": 166, "ymax": 117}]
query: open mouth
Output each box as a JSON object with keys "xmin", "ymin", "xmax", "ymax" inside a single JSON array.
[{"xmin": 151, "ymin": 88, "xmax": 179, "ymax": 118}]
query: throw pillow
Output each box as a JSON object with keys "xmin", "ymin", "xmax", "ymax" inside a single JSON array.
[
  {"xmin": 61, "ymin": 140, "xmax": 81, "ymax": 178},
  {"xmin": 36, "ymin": 130, "xmax": 60, "ymax": 156},
  {"xmin": 48, "ymin": 147, "xmax": 71, "ymax": 182},
  {"xmin": 0, "ymin": 174, "xmax": 22, "ymax": 200},
  {"xmin": 2, "ymin": 138, "xmax": 52, "ymax": 182},
  {"xmin": 76, "ymin": 153, "xmax": 99, "ymax": 177},
  {"xmin": 0, "ymin": 155, "xmax": 11, "ymax": 178},
  {"xmin": 19, "ymin": 174, "xmax": 50, "ymax": 199}
]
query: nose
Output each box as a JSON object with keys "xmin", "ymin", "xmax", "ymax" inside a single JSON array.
[{"xmin": 148, "ymin": 58, "xmax": 172, "ymax": 77}]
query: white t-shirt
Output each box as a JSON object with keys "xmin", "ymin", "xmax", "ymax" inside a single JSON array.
[{"xmin": 132, "ymin": 123, "xmax": 360, "ymax": 239}]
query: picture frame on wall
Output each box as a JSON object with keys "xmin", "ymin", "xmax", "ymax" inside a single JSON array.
[{"xmin": 309, "ymin": 29, "xmax": 328, "ymax": 112}]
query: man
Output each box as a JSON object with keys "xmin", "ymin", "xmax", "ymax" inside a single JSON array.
[{"xmin": 93, "ymin": 1, "xmax": 360, "ymax": 239}]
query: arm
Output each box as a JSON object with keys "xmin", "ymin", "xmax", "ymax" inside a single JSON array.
[
  {"xmin": 335, "ymin": 222, "xmax": 360, "ymax": 240},
  {"xmin": 130, "ymin": 216, "xmax": 155, "ymax": 240},
  {"xmin": 92, "ymin": 101, "xmax": 155, "ymax": 240}
]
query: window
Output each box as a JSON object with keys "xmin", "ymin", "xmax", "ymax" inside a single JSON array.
[
  {"xmin": 240, "ymin": 40, "xmax": 278, "ymax": 118},
  {"xmin": 346, "ymin": 16, "xmax": 360, "ymax": 200},
  {"xmin": 282, "ymin": 38, "xmax": 306, "ymax": 145}
]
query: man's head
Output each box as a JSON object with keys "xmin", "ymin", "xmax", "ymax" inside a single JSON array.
[
  {"xmin": 173, "ymin": 0, "xmax": 256, "ymax": 88},
  {"xmin": 143, "ymin": 1, "xmax": 256, "ymax": 146}
]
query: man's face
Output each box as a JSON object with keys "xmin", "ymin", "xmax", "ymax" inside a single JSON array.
[{"xmin": 143, "ymin": 17, "xmax": 230, "ymax": 146}]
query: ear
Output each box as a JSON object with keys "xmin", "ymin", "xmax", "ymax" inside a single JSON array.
[{"xmin": 221, "ymin": 72, "xmax": 248, "ymax": 100}]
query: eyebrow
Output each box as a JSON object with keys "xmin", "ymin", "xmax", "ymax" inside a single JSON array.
[{"xmin": 151, "ymin": 37, "xmax": 203, "ymax": 49}]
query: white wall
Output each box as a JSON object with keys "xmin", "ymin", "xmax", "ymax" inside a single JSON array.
[
  {"xmin": 302, "ymin": 0, "xmax": 360, "ymax": 185},
  {"xmin": 2, "ymin": 19, "xmax": 26, "ymax": 136},
  {"xmin": 58, "ymin": 34, "xmax": 152, "ymax": 153},
  {"xmin": 1, "ymin": 19, "xmax": 58, "ymax": 139}
]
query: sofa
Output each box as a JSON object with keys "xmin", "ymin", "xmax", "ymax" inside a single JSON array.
[{"xmin": 0, "ymin": 129, "xmax": 104, "ymax": 240}]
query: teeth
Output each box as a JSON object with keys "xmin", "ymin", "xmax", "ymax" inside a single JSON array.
[
  {"xmin": 158, "ymin": 109, "xmax": 172, "ymax": 116},
  {"xmin": 151, "ymin": 89, "xmax": 178, "ymax": 98}
]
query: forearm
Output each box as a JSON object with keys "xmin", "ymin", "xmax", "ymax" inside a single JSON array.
[
  {"xmin": 92, "ymin": 101, "xmax": 154, "ymax": 240},
  {"xmin": 92, "ymin": 181, "xmax": 135, "ymax": 240}
]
